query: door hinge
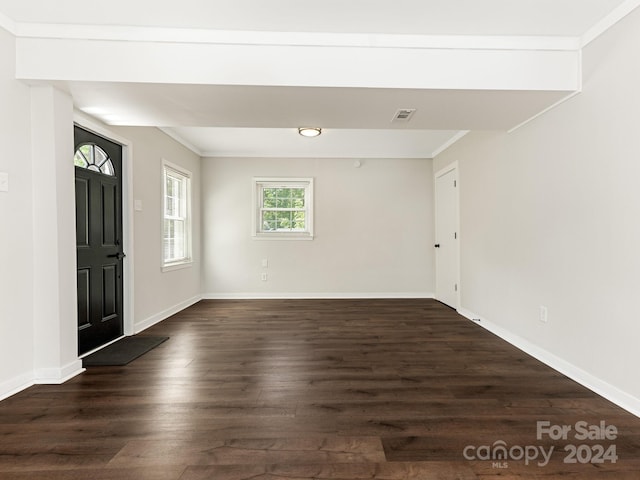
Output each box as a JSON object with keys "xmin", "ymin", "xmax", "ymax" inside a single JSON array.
[
  {"xmin": 454, "ymin": 232, "xmax": 457, "ymax": 239},
  {"xmin": 454, "ymin": 180, "xmax": 457, "ymax": 187},
  {"xmin": 455, "ymin": 284, "xmax": 458, "ymax": 292}
]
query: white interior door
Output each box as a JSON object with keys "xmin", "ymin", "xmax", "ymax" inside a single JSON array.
[{"xmin": 435, "ymin": 167, "xmax": 459, "ymax": 308}]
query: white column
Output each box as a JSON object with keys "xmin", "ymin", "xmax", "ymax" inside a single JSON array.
[{"xmin": 31, "ymin": 86, "xmax": 84, "ymax": 383}]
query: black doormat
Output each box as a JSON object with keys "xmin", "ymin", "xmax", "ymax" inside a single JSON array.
[{"xmin": 83, "ymin": 336, "xmax": 169, "ymax": 366}]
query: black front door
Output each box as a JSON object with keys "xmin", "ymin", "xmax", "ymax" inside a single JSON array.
[{"xmin": 74, "ymin": 126, "xmax": 125, "ymax": 355}]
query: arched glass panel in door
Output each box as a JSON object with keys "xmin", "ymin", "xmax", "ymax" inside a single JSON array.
[{"xmin": 74, "ymin": 143, "xmax": 115, "ymax": 176}]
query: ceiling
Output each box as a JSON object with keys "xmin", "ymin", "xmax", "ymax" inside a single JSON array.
[{"xmin": 0, "ymin": 0, "xmax": 634, "ymax": 158}]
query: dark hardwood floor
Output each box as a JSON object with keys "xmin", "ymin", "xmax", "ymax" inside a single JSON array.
[{"xmin": 1, "ymin": 299, "xmax": 639, "ymax": 479}]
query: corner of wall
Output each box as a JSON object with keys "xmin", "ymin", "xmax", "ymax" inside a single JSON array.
[
  {"xmin": 134, "ymin": 294, "xmax": 202, "ymax": 334},
  {"xmin": 34, "ymin": 360, "xmax": 85, "ymax": 386}
]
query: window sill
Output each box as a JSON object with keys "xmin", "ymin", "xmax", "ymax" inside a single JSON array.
[
  {"xmin": 162, "ymin": 260, "xmax": 193, "ymax": 272},
  {"xmin": 252, "ymin": 233, "xmax": 314, "ymax": 241}
]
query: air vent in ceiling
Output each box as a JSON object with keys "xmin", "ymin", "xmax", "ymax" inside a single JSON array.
[{"xmin": 392, "ymin": 108, "xmax": 416, "ymax": 122}]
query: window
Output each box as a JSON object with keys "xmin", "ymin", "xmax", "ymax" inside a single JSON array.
[
  {"xmin": 74, "ymin": 143, "xmax": 115, "ymax": 176},
  {"xmin": 163, "ymin": 162, "xmax": 192, "ymax": 270},
  {"xmin": 253, "ymin": 178, "xmax": 314, "ymax": 240}
]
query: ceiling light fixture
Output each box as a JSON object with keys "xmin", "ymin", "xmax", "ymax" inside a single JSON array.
[{"xmin": 298, "ymin": 127, "xmax": 322, "ymax": 137}]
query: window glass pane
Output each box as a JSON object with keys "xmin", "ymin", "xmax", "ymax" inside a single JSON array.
[
  {"xmin": 262, "ymin": 210, "xmax": 276, "ymax": 231},
  {"xmin": 262, "ymin": 188, "xmax": 276, "ymax": 207},
  {"xmin": 164, "ymin": 219, "xmax": 186, "ymax": 261},
  {"xmin": 262, "ymin": 220, "xmax": 277, "ymax": 231},
  {"xmin": 80, "ymin": 144, "xmax": 93, "ymax": 164},
  {"xmin": 74, "ymin": 152, "xmax": 88, "ymax": 168},
  {"xmin": 174, "ymin": 178, "xmax": 182, "ymax": 214},
  {"xmin": 262, "ymin": 210, "xmax": 276, "ymax": 221},
  {"xmin": 166, "ymin": 175, "xmax": 174, "ymax": 197},
  {"xmin": 166, "ymin": 176, "xmax": 179, "ymax": 217},
  {"xmin": 95, "ymin": 146, "xmax": 108, "ymax": 166},
  {"xmin": 276, "ymin": 197, "xmax": 291, "ymax": 208},
  {"xmin": 100, "ymin": 160, "xmax": 115, "ymax": 175},
  {"xmin": 74, "ymin": 144, "xmax": 115, "ymax": 176},
  {"xmin": 277, "ymin": 211, "xmax": 291, "ymax": 230},
  {"xmin": 293, "ymin": 195, "xmax": 305, "ymax": 208},
  {"xmin": 173, "ymin": 220, "xmax": 185, "ymax": 259},
  {"xmin": 294, "ymin": 211, "xmax": 306, "ymax": 229},
  {"xmin": 163, "ymin": 220, "xmax": 174, "ymax": 259}
]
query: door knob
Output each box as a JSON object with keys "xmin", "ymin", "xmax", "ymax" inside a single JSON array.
[
  {"xmin": 107, "ymin": 252, "xmax": 126, "ymax": 260},
  {"xmin": 434, "ymin": 244, "xmax": 440, "ymax": 248}
]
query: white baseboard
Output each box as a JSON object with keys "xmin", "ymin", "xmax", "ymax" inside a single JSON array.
[
  {"xmin": 134, "ymin": 294, "xmax": 202, "ymax": 333},
  {"xmin": 1, "ymin": 360, "xmax": 86, "ymax": 400},
  {"xmin": 202, "ymin": 292, "xmax": 435, "ymax": 300},
  {"xmin": 458, "ymin": 307, "xmax": 640, "ymax": 418},
  {"xmin": 0, "ymin": 372, "xmax": 35, "ymax": 402},
  {"xmin": 34, "ymin": 359, "xmax": 85, "ymax": 385}
]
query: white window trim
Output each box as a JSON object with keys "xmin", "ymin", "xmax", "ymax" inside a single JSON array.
[
  {"xmin": 252, "ymin": 177, "xmax": 314, "ymax": 240},
  {"xmin": 162, "ymin": 160, "xmax": 193, "ymax": 271}
]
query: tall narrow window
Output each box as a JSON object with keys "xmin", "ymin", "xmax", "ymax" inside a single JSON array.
[
  {"xmin": 163, "ymin": 162, "xmax": 192, "ymax": 270},
  {"xmin": 253, "ymin": 178, "xmax": 314, "ymax": 240}
]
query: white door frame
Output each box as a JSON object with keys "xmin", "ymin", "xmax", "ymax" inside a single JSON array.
[
  {"xmin": 434, "ymin": 162, "xmax": 461, "ymax": 310},
  {"xmin": 73, "ymin": 111, "xmax": 135, "ymax": 337}
]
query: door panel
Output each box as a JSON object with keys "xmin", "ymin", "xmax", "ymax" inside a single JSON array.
[
  {"xmin": 75, "ymin": 178, "xmax": 89, "ymax": 246},
  {"xmin": 102, "ymin": 183, "xmax": 117, "ymax": 246},
  {"xmin": 102, "ymin": 265, "xmax": 118, "ymax": 320},
  {"xmin": 77, "ymin": 269, "xmax": 91, "ymax": 330},
  {"xmin": 435, "ymin": 167, "xmax": 459, "ymax": 309},
  {"xmin": 74, "ymin": 126, "xmax": 124, "ymax": 355}
]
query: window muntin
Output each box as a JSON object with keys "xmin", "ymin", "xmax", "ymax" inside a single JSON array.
[
  {"xmin": 253, "ymin": 178, "xmax": 313, "ymax": 239},
  {"xmin": 163, "ymin": 163, "xmax": 192, "ymax": 269},
  {"xmin": 74, "ymin": 143, "xmax": 115, "ymax": 176}
]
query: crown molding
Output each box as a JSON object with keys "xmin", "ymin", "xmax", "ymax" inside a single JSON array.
[
  {"xmin": 158, "ymin": 128, "xmax": 203, "ymax": 157},
  {"xmin": 430, "ymin": 130, "xmax": 470, "ymax": 158},
  {"xmin": 0, "ymin": 11, "xmax": 16, "ymax": 34},
  {"xmin": 7, "ymin": 21, "xmax": 580, "ymax": 52}
]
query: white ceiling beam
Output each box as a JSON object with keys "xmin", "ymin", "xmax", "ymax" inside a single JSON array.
[{"xmin": 16, "ymin": 37, "xmax": 580, "ymax": 92}]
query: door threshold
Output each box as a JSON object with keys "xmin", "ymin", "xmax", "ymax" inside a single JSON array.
[{"xmin": 79, "ymin": 335, "xmax": 127, "ymax": 359}]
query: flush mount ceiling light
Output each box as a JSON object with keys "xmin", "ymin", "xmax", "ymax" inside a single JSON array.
[{"xmin": 298, "ymin": 127, "xmax": 322, "ymax": 137}]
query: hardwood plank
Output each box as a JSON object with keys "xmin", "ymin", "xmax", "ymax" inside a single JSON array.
[
  {"xmin": 0, "ymin": 467, "xmax": 186, "ymax": 480},
  {"xmin": 108, "ymin": 437, "xmax": 386, "ymax": 467},
  {"xmin": 180, "ymin": 462, "xmax": 477, "ymax": 480}
]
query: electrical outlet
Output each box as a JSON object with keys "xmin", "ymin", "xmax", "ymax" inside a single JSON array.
[
  {"xmin": 539, "ymin": 305, "xmax": 548, "ymax": 323},
  {"xmin": 261, "ymin": 273, "xmax": 268, "ymax": 281}
]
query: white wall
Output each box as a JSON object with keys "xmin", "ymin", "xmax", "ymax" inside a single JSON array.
[
  {"xmin": 108, "ymin": 126, "xmax": 202, "ymax": 331},
  {"xmin": 0, "ymin": 26, "xmax": 35, "ymax": 396},
  {"xmin": 434, "ymin": 7, "xmax": 640, "ymax": 411},
  {"xmin": 202, "ymin": 157, "xmax": 434, "ymax": 297}
]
